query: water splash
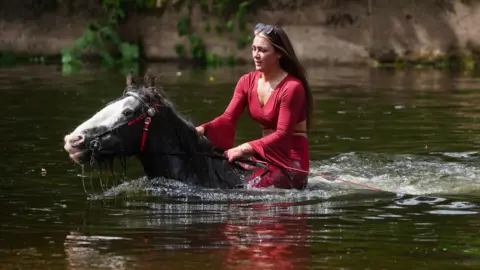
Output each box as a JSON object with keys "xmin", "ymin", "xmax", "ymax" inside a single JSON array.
[
  {"xmin": 82, "ymin": 151, "xmax": 480, "ymax": 202},
  {"xmin": 92, "ymin": 177, "xmax": 341, "ymax": 202},
  {"xmin": 310, "ymin": 152, "xmax": 480, "ymax": 195}
]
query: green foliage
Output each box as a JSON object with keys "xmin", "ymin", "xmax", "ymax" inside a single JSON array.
[
  {"xmin": 61, "ymin": 0, "xmax": 145, "ymax": 74},
  {"xmin": 236, "ymin": 34, "xmax": 253, "ymax": 50},
  {"xmin": 189, "ymin": 34, "xmax": 206, "ymax": 60},
  {"xmin": 174, "ymin": 44, "xmax": 186, "ymax": 56},
  {"xmin": 225, "ymin": 20, "xmax": 235, "ymax": 33},
  {"xmin": 173, "ymin": 0, "xmax": 253, "ymax": 68},
  {"xmin": 177, "ymin": 17, "xmax": 190, "ymax": 37},
  {"xmin": 0, "ymin": 51, "xmax": 49, "ymax": 68},
  {"xmin": 0, "ymin": 51, "xmax": 18, "ymax": 67},
  {"xmin": 204, "ymin": 23, "xmax": 211, "ymax": 33}
]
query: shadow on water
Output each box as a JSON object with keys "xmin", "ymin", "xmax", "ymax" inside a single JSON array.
[{"xmin": 1, "ymin": 64, "xmax": 480, "ymax": 269}]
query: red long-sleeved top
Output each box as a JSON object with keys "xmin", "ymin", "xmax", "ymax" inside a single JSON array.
[{"xmin": 201, "ymin": 71, "xmax": 307, "ymax": 168}]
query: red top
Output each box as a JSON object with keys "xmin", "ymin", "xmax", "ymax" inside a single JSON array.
[{"xmin": 201, "ymin": 71, "xmax": 307, "ymax": 168}]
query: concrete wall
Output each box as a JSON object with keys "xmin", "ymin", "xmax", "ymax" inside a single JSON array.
[{"xmin": 0, "ymin": 0, "xmax": 479, "ymax": 65}]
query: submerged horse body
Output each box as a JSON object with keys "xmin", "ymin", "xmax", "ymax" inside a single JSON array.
[{"xmin": 63, "ymin": 73, "xmax": 263, "ymax": 189}]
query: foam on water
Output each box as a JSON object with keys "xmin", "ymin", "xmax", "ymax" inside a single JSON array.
[{"xmin": 83, "ymin": 151, "xmax": 480, "ymax": 202}]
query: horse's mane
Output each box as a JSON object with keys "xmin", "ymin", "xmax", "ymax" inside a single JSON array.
[
  {"xmin": 126, "ymin": 71, "xmax": 247, "ymax": 188},
  {"xmin": 130, "ymin": 72, "xmax": 211, "ymax": 148}
]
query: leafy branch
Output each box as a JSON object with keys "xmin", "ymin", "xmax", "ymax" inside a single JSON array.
[
  {"xmin": 173, "ymin": 0, "xmax": 253, "ymax": 67},
  {"xmin": 61, "ymin": 0, "xmax": 147, "ymax": 74}
]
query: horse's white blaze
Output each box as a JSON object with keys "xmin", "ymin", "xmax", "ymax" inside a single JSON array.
[
  {"xmin": 64, "ymin": 97, "xmax": 137, "ymax": 154},
  {"xmin": 74, "ymin": 97, "xmax": 133, "ymax": 134}
]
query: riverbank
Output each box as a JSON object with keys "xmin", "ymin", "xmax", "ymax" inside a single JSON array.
[{"xmin": 0, "ymin": 0, "xmax": 479, "ymax": 67}]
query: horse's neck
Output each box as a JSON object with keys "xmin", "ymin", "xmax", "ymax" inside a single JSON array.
[
  {"xmin": 138, "ymin": 114, "xmax": 202, "ymax": 175},
  {"xmin": 138, "ymin": 148, "xmax": 243, "ymax": 188},
  {"xmin": 136, "ymin": 112, "xmax": 244, "ymax": 188},
  {"xmin": 138, "ymin": 152, "xmax": 186, "ymax": 180}
]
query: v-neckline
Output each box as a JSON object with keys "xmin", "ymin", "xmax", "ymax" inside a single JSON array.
[{"xmin": 255, "ymin": 72, "xmax": 288, "ymax": 109}]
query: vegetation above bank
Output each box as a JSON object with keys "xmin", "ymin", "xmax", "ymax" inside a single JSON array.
[
  {"xmin": 60, "ymin": 0, "xmax": 253, "ymax": 74},
  {"xmin": 0, "ymin": 0, "xmax": 479, "ymax": 73}
]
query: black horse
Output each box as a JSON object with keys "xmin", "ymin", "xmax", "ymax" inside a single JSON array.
[{"xmin": 63, "ymin": 72, "xmax": 265, "ymax": 189}]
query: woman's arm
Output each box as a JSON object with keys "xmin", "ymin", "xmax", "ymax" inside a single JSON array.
[{"xmin": 198, "ymin": 74, "xmax": 250, "ymax": 150}]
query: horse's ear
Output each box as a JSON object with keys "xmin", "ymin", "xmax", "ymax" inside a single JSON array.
[
  {"xmin": 126, "ymin": 72, "xmax": 135, "ymax": 86},
  {"xmin": 144, "ymin": 69, "xmax": 155, "ymax": 88}
]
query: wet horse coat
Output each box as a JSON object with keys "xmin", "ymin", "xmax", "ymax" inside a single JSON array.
[{"xmin": 64, "ymin": 73, "xmax": 265, "ymax": 189}]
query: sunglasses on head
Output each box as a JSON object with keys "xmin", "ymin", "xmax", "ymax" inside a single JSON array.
[
  {"xmin": 254, "ymin": 23, "xmax": 276, "ymax": 36},
  {"xmin": 254, "ymin": 23, "xmax": 289, "ymax": 55}
]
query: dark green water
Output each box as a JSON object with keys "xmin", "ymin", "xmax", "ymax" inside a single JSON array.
[{"xmin": 1, "ymin": 64, "xmax": 480, "ymax": 269}]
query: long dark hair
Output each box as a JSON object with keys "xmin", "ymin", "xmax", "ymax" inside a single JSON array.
[{"xmin": 257, "ymin": 24, "xmax": 314, "ymax": 131}]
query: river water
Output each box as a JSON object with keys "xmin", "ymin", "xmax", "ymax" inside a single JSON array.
[{"xmin": 1, "ymin": 64, "xmax": 479, "ymax": 269}]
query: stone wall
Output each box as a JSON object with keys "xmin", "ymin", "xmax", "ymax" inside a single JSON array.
[{"xmin": 0, "ymin": 0, "xmax": 479, "ymax": 65}]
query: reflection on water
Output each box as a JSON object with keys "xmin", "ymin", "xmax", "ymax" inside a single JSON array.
[
  {"xmin": 59, "ymin": 195, "xmax": 479, "ymax": 269},
  {"xmin": 65, "ymin": 233, "xmax": 132, "ymax": 270},
  {"xmin": 1, "ymin": 65, "xmax": 480, "ymax": 269}
]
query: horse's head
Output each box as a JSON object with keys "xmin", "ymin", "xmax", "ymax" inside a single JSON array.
[
  {"xmin": 64, "ymin": 71, "xmax": 254, "ymax": 189},
  {"xmin": 63, "ymin": 72, "xmax": 167, "ymax": 165}
]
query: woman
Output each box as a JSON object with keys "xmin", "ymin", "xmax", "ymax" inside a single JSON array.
[{"xmin": 196, "ymin": 23, "xmax": 314, "ymax": 190}]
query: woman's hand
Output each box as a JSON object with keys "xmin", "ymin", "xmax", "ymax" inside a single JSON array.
[
  {"xmin": 224, "ymin": 143, "xmax": 253, "ymax": 162},
  {"xmin": 195, "ymin": 126, "xmax": 205, "ymax": 135},
  {"xmin": 224, "ymin": 147, "xmax": 244, "ymax": 162}
]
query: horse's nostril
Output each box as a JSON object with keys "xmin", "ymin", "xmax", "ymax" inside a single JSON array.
[{"xmin": 68, "ymin": 135, "xmax": 84, "ymax": 145}]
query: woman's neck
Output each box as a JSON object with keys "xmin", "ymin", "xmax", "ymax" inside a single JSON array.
[{"xmin": 260, "ymin": 66, "xmax": 286, "ymax": 82}]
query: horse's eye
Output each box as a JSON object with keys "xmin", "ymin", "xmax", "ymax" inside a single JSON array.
[{"xmin": 122, "ymin": 108, "xmax": 133, "ymax": 117}]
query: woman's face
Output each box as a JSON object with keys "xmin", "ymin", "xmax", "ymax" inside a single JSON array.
[{"xmin": 252, "ymin": 35, "xmax": 280, "ymax": 72}]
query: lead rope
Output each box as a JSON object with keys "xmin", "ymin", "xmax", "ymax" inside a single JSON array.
[{"xmin": 254, "ymin": 160, "xmax": 383, "ymax": 191}]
